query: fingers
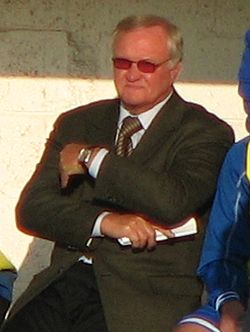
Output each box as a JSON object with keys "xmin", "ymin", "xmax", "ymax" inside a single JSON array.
[
  {"xmin": 59, "ymin": 144, "xmax": 87, "ymax": 188},
  {"xmin": 59, "ymin": 160, "xmax": 83, "ymax": 188},
  {"xmin": 121, "ymin": 216, "xmax": 157, "ymax": 250},
  {"xmin": 153, "ymin": 226, "xmax": 175, "ymax": 239},
  {"xmin": 128, "ymin": 219, "xmax": 157, "ymax": 249},
  {"xmin": 101, "ymin": 213, "xmax": 157, "ymax": 249}
]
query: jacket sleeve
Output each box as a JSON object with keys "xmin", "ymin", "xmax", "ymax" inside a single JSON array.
[
  {"xmin": 15, "ymin": 112, "xmax": 106, "ymax": 251},
  {"xmin": 197, "ymin": 140, "xmax": 250, "ymax": 309}
]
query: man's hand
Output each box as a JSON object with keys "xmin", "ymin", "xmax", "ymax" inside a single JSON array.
[
  {"xmin": 59, "ymin": 143, "xmax": 87, "ymax": 188},
  {"xmin": 101, "ymin": 213, "xmax": 174, "ymax": 250},
  {"xmin": 219, "ymin": 300, "xmax": 246, "ymax": 332}
]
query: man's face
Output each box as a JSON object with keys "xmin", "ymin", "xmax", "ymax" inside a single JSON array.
[{"xmin": 113, "ymin": 25, "xmax": 181, "ymax": 114}]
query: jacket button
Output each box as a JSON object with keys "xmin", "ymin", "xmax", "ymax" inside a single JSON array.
[{"xmin": 58, "ymin": 267, "xmax": 64, "ymax": 274}]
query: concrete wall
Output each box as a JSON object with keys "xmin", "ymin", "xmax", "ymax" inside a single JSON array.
[
  {"xmin": 0, "ymin": 0, "xmax": 249, "ymax": 304},
  {"xmin": 0, "ymin": 0, "xmax": 249, "ymax": 81}
]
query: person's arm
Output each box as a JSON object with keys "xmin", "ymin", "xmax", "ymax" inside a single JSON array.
[
  {"xmin": 59, "ymin": 144, "xmax": 175, "ymax": 249},
  {"xmin": 173, "ymin": 304, "xmax": 245, "ymax": 332},
  {"xmin": 174, "ymin": 303, "xmax": 222, "ymax": 331},
  {"xmin": 15, "ymin": 112, "xmax": 108, "ymax": 251},
  {"xmin": 16, "ymin": 104, "xmax": 233, "ymax": 252},
  {"xmin": 171, "ymin": 141, "xmax": 250, "ymax": 332},
  {"xmin": 16, "ymin": 112, "xmax": 174, "ymax": 252},
  {"xmin": 197, "ymin": 140, "xmax": 250, "ymax": 325},
  {"xmin": 94, "ymin": 111, "xmax": 234, "ymax": 226}
]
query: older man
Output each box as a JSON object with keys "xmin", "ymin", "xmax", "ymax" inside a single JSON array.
[{"xmin": 2, "ymin": 15, "xmax": 233, "ymax": 332}]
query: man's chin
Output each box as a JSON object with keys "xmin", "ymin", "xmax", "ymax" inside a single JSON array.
[{"xmin": 121, "ymin": 95, "xmax": 147, "ymax": 108}]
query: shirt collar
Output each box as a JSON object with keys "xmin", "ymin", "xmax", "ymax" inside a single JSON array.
[{"xmin": 118, "ymin": 92, "xmax": 173, "ymax": 130}]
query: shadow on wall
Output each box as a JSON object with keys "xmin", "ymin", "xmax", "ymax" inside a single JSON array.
[{"xmin": 12, "ymin": 238, "xmax": 53, "ymax": 303}]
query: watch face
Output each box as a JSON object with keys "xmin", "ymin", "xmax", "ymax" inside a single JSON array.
[
  {"xmin": 84, "ymin": 149, "xmax": 92, "ymax": 164},
  {"xmin": 78, "ymin": 148, "xmax": 86, "ymax": 163},
  {"xmin": 78, "ymin": 148, "xmax": 91, "ymax": 164}
]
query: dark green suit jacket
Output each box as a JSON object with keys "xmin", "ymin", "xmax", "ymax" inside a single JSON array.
[{"xmin": 12, "ymin": 91, "xmax": 234, "ymax": 331}]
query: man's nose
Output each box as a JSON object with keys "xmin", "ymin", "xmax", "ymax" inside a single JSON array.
[{"xmin": 125, "ymin": 63, "xmax": 141, "ymax": 81}]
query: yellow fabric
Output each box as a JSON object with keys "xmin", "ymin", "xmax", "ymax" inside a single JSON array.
[
  {"xmin": 246, "ymin": 141, "xmax": 250, "ymax": 182},
  {"xmin": 0, "ymin": 251, "xmax": 15, "ymax": 271}
]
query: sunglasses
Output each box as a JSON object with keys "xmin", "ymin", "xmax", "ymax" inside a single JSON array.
[{"xmin": 112, "ymin": 57, "xmax": 171, "ymax": 73}]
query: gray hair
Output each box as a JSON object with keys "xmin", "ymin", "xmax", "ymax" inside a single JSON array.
[{"xmin": 112, "ymin": 15, "xmax": 183, "ymax": 66}]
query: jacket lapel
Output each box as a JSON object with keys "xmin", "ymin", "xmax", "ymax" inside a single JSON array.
[{"xmin": 130, "ymin": 91, "xmax": 186, "ymax": 163}]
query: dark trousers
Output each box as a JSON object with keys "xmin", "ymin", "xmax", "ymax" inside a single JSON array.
[{"xmin": 1, "ymin": 262, "xmax": 108, "ymax": 332}]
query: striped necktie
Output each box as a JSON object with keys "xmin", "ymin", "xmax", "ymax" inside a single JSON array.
[{"xmin": 115, "ymin": 116, "xmax": 142, "ymax": 156}]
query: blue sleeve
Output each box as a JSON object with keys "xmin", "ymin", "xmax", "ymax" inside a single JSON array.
[
  {"xmin": 178, "ymin": 304, "xmax": 221, "ymax": 331},
  {"xmin": 197, "ymin": 139, "xmax": 250, "ymax": 309},
  {"xmin": 0, "ymin": 271, "xmax": 17, "ymax": 302}
]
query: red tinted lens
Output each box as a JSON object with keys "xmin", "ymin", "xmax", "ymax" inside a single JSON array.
[
  {"xmin": 137, "ymin": 60, "xmax": 157, "ymax": 73},
  {"xmin": 113, "ymin": 58, "xmax": 132, "ymax": 70},
  {"xmin": 112, "ymin": 58, "xmax": 157, "ymax": 73}
]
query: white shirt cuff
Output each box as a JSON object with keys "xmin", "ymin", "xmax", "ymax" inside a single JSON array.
[
  {"xmin": 88, "ymin": 148, "xmax": 109, "ymax": 178},
  {"xmin": 92, "ymin": 211, "xmax": 112, "ymax": 237}
]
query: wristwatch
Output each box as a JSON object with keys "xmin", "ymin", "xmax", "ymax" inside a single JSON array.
[{"xmin": 78, "ymin": 147, "xmax": 92, "ymax": 166}]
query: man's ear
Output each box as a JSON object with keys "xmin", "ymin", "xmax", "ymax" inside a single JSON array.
[{"xmin": 170, "ymin": 62, "xmax": 182, "ymax": 82}]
